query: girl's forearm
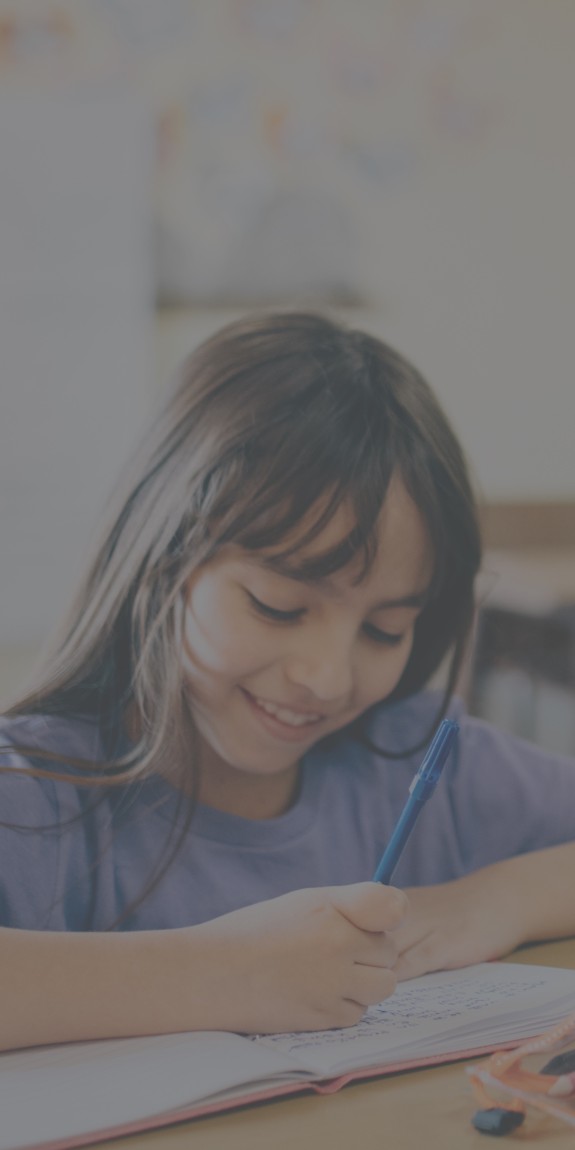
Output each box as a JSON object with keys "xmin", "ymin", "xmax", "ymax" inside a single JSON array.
[
  {"xmin": 0, "ymin": 882, "xmax": 406, "ymax": 1052},
  {"xmin": 0, "ymin": 924, "xmax": 237, "ymax": 1052},
  {"xmin": 490, "ymin": 841, "xmax": 575, "ymax": 945}
]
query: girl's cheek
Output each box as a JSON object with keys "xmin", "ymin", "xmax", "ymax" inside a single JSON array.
[
  {"xmin": 184, "ymin": 577, "xmax": 232, "ymax": 636},
  {"xmin": 182, "ymin": 589, "xmax": 261, "ymax": 673},
  {"xmin": 363, "ymin": 638, "xmax": 413, "ymax": 703}
]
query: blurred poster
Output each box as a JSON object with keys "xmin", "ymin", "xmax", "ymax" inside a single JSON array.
[{"xmin": 0, "ymin": 0, "xmax": 499, "ymax": 305}]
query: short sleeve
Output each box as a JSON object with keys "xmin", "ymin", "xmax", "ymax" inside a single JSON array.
[
  {"xmin": 0, "ymin": 714, "xmax": 102, "ymax": 930},
  {"xmin": 0, "ymin": 748, "xmax": 63, "ymax": 929},
  {"xmin": 363, "ymin": 691, "xmax": 575, "ymax": 884},
  {"xmin": 449, "ymin": 711, "xmax": 575, "ymax": 871}
]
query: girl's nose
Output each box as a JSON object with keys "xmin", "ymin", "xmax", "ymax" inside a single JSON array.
[{"xmin": 284, "ymin": 631, "xmax": 354, "ymax": 704}]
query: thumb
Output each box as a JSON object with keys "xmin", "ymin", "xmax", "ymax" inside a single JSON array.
[{"xmin": 329, "ymin": 882, "xmax": 408, "ymax": 933}]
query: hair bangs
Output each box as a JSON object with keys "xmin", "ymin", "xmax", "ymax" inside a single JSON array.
[
  {"xmin": 218, "ymin": 461, "xmax": 389, "ymax": 588},
  {"xmin": 200, "ymin": 367, "xmax": 399, "ymax": 580}
]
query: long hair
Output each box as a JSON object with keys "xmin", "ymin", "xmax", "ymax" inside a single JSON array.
[{"xmin": 4, "ymin": 311, "xmax": 482, "ymax": 918}]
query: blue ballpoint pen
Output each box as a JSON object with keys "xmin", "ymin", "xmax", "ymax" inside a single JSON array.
[{"xmin": 372, "ymin": 718, "xmax": 459, "ymax": 885}]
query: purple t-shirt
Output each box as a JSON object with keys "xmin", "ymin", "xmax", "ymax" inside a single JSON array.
[{"xmin": 1, "ymin": 691, "xmax": 574, "ymax": 932}]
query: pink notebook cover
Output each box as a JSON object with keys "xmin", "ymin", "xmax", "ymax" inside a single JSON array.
[{"xmin": 28, "ymin": 1036, "xmax": 529, "ymax": 1150}]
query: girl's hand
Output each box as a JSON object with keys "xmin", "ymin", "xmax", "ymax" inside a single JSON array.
[
  {"xmin": 391, "ymin": 868, "xmax": 528, "ymax": 982},
  {"xmin": 194, "ymin": 882, "xmax": 407, "ymax": 1034},
  {"xmin": 0, "ymin": 883, "xmax": 406, "ymax": 1051}
]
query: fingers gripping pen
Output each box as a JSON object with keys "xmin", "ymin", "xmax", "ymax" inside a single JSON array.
[{"xmin": 372, "ymin": 719, "xmax": 459, "ymax": 885}]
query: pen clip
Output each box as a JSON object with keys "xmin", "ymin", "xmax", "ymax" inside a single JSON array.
[{"xmin": 409, "ymin": 719, "xmax": 459, "ymax": 800}]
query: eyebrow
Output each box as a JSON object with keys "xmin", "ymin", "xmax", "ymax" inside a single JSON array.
[{"xmin": 256, "ymin": 556, "xmax": 430, "ymax": 610}]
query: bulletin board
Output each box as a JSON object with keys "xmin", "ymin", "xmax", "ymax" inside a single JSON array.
[{"xmin": 0, "ymin": 0, "xmax": 503, "ymax": 304}]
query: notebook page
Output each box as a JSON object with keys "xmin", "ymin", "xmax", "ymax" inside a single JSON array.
[
  {"xmin": 0, "ymin": 1031, "xmax": 301, "ymax": 1150},
  {"xmin": 252, "ymin": 963, "xmax": 575, "ymax": 1077}
]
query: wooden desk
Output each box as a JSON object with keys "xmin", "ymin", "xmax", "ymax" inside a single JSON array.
[{"xmin": 98, "ymin": 940, "xmax": 575, "ymax": 1150}]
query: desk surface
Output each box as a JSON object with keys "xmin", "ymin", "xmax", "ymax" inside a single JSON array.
[{"xmin": 97, "ymin": 940, "xmax": 575, "ymax": 1150}]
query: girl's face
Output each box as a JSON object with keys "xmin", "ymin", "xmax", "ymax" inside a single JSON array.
[{"xmin": 181, "ymin": 477, "xmax": 433, "ymax": 816}]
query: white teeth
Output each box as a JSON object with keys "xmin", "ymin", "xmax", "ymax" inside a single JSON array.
[{"xmin": 253, "ymin": 696, "xmax": 322, "ymax": 726}]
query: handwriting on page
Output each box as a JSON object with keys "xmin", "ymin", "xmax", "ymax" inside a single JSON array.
[{"xmin": 250, "ymin": 968, "xmax": 550, "ymax": 1056}]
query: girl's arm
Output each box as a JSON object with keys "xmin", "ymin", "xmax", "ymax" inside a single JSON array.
[
  {"xmin": 0, "ymin": 882, "xmax": 406, "ymax": 1052},
  {"xmin": 393, "ymin": 841, "xmax": 575, "ymax": 981}
]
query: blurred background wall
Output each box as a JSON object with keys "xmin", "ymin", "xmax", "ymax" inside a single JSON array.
[{"xmin": 1, "ymin": 0, "xmax": 574, "ymax": 712}]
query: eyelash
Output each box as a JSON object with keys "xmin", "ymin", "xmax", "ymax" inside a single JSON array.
[
  {"xmin": 363, "ymin": 623, "xmax": 404, "ymax": 648},
  {"xmin": 247, "ymin": 593, "xmax": 303, "ymax": 623},
  {"xmin": 246, "ymin": 594, "xmax": 405, "ymax": 647}
]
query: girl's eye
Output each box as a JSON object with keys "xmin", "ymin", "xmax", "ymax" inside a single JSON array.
[
  {"xmin": 363, "ymin": 623, "xmax": 405, "ymax": 647},
  {"xmin": 247, "ymin": 592, "xmax": 405, "ymax": 644},
  {"xmin": 246, "ymin": 592, "xmax": 304, "ymax": 622}
]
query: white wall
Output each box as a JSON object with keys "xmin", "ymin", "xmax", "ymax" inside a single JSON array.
[{"xmin": 0, "ymin": 90, "xmax": 155, "ymax": 647}]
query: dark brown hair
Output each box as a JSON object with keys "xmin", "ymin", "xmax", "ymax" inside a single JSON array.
[{"xmin": 3, "ymin": 310, "xmax": 482, "ymax": 920}]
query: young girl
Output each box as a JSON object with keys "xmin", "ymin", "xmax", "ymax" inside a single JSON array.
[{"xmin": 2, "ymin": 310, "xmax": 575, "ymax": 1053}]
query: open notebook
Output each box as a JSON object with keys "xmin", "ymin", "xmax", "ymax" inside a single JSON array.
[{"xmin": 2, "ymin": 962, "xmax": 575, "ymax": 1150}]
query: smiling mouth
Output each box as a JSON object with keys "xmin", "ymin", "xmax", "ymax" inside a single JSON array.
[{"xmin": 245, "ymin": 691, "xmax": 324, "ymax": 728}]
